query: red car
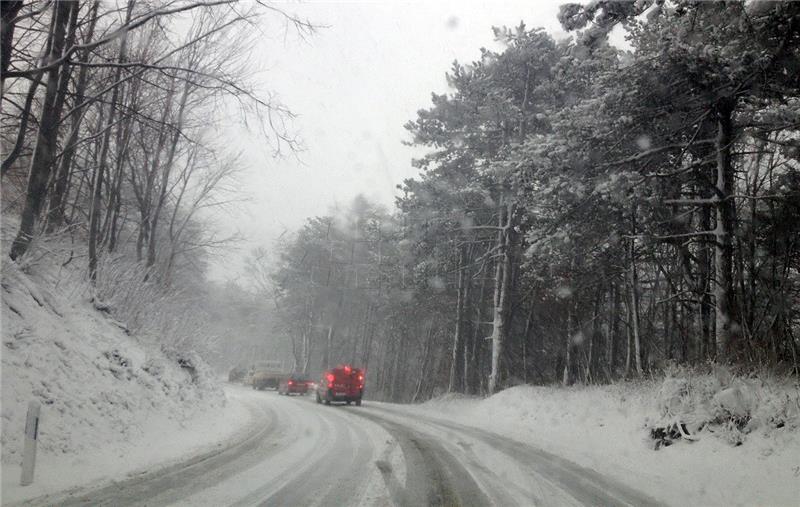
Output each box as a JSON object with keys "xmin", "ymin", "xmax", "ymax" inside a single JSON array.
[
  {"xmin": 278, "ymin": 373, "xmax": 311, "ymax": 395},
  {"xmin": 315, "ymin": 365, "xmax": 364, "ymax": 406}
]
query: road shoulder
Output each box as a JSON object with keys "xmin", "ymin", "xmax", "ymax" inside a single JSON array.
[{"xmin": 1, "ymin": 385, "xmax": 259, "ymax": 506}]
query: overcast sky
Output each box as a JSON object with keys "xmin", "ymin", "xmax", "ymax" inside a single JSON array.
[{"xmin": 211, "ymin": 0, "xmax": 570, "ymax": 282}]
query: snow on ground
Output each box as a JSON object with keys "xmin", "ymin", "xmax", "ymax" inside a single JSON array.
[
  {"xmin": 1, "ymin": 260, "xmax": 251, "ymax": 504},
  {"xmin": 413, "ymin": 379, "xmax": 800, "ymax": 506}
]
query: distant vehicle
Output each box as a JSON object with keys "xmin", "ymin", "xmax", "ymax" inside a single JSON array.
[
  {"xmin": 250, "ymin": 360, "xmax": 287, "ymax": 390},
  {"xmin": 278, "ymin": 373, "xmax": 311, "ymax": 395},
  {"xmin": 252, "ymin": 371, "xmax": 282, "ymax": 390},
  {"xmin": 228, "ymin": 365, "xmax": 247, "ymax": 383},
  {"xmin": 315, "ymin": 365, "xmax": 364, "ymax": 405}
]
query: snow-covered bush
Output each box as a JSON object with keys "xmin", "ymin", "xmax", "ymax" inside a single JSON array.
[
  {"xmin": 2, "ymin": 218, "xmax": 223, "ymax": 368},
  {"xmin": 648, "ymin": 365, "xmax": 799, "ymax": 449},
  {"xmin": 161, "ymin": 348, "xmax": 225, "ymax": 404},
  {"xmin": 91, "ymin": 253, "xmax": 222, "ymax": 363}
]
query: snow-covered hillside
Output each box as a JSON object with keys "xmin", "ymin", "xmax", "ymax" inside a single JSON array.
[
  {"xmin": 414, "ymin": 378, "xmax": 800, "ymax": 506},
  {"xmin": 1, "ymin": 260, "xmax": 243, "ymax": 503}
]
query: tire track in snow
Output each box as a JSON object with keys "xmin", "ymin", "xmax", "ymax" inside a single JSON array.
[
  {"xmin": 39, "ymin": 396, "xmax": 281, "ymax": 507},
  {"xmin": 172, "ymin": 392, "xmax": 388, "ymax": 507},
  {"xmin": 351, "ymin": 409, "xmax": 491, "ymax": 507},
  {"xmin": 227, "ymin": 402, "xmax": 338, "ymax": 507},
  {"xmin": 366, "ymin": 405, "xmax": 664, "ymax": 507},
  {"xmin": 247, "ymin": 403, "xmax": 376, "ymax": 507}
]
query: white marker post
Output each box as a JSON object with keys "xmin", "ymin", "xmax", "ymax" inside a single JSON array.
[{"xmin": 20, "ymin": 400, "xmax": 40, "ymax": 486}]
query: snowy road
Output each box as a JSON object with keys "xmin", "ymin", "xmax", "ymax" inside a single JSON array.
[{"xmin": 41, "ymin": 385, "xmax": 662, "ymax": 506}]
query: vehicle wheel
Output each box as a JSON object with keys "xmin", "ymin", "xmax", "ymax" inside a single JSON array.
[
  {"xmin": 355, "ymin": 399, "xmax": 362, "ymax": 406},
  {"xmin": 324, "ymin": 397, "xmax": 331, "ymax": 405}
]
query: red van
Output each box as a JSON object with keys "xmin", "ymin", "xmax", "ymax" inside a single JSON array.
[
  {"xmin": 315, "ymin": 365, "xmax": 364, "ymax": 406},
  {"xmin": 278, "ymin": 373, "xmax": 311, "ymax": 395}
]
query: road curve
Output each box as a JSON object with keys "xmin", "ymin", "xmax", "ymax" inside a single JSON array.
[
  {"xmin": 354, "ymin": 404, "xmax": 663, "ymax": 507},
  {"xmin": 18, "ymin": 385, "xmax": 662, "ymax": 506}
]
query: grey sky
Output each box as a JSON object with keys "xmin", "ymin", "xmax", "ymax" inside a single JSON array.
[{"xmin": 211, "ymin": 0, "xmax": 568, "ymax": 281}]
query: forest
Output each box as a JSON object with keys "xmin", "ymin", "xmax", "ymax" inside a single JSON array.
[
  {"xmin": 267, "ymin": 1, "xmax": 800, "ymax": 400},
  {"xmin": 1, "ymin": 0, "xmax": 310, "ymax": 359},
  {"xmin": 3, "ymin": 1, "xmax": 800, "ymax": 402}
]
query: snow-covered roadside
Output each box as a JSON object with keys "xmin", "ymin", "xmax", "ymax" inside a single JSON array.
[
  {"xmin": 411, "ymin": 382, "xmax": 800, "ymax": 506},
  {"xmin": 1, "ymin": 259, "xmax": 254, "ymax": 504},
  {"xmin": 1, "ymin": 390, "xmax": 254, "ymax": 505}
]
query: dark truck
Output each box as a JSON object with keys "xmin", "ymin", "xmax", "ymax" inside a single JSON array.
[{"xmin": 315, "ymin": 365, "xmax": 364, "ymax": 406}]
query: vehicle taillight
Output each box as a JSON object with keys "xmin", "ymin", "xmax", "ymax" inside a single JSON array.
[
  {"xmin": 344, "ymin": 365, "xmax": 351, "ymax": 374},
  {"xmin": 326, "ymin": 373, "xmax": 335, "ymax": 382},
  {"xmin": 288, "ymin": 380, "xmax": 293, "ymax": 386}
]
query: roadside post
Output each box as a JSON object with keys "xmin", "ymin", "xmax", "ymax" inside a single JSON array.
[{"xmin": 20, "ymin": 400, "xmax": 41, "ymax": 486}]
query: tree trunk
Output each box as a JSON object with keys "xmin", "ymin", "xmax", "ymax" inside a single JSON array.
[
  {"xmin": 104, "ymin": 104, "xmax": 135, "ymax": 252},
  {"xmin": 324, "ymin": 325, "xmax": 333, "ymax": 370},
  {"xmin": 45, "ymin": 3, "xmax": 99, "ymax": 231},
  {"xmin": 9, "ymin": 1, "xmax": 75, "ymax": 260},
  {"xmin": 461, "ymin": 260, "xmax": 473, "ymax": 392},
  {"xmin": 522, "ymin": 300, "xmax": 535, "ymax": 384},
  {"xmin": 563, "ymin": 299, "xmax": 574, "ymax": 385},
  {"xmin": 608, "ymin": 281, "xmax": 619, "ymax": 379},
  {"xmin": 412, "ymin": 320, "xmax": 434, "ymax": 402},
  {"xmin": 697, "ymin": 203, "xmax": 713, "ymax": 362},
  {"xmin": 46, "ymin": 0, "xmax": 99, "ymax": 225},
  {"xmin": 488, "ymin": 201, "xmax": 515, "ymax": 394},
  {"xmin": 137, "ymin": 81, "xmax": 175, "ymax": 264},
  {"xmin": 146, "ymin": 78, "xmax": 190, "ymax": 269},
  {"xmin": 2, "ymin": 73, "xmax": 43, "ymax": 176},
  {"xmin": 448, "ymin": 245, "xmax": 466, "ymax": 392},
  {"xmin": 388, "ymin": 329, "xmax": 399, "ymax": 401},
  {"xmin": 88, "ymin": 1, "xmax": 134, "ymax": 282},
  {"xmin": 359, "ymin": 303, "xmax": 374, "ymax": 369},
  {"xmin": 624, "ymin": 291, "xmax": 633, "ymax": 378},
  {"xmin": 629, "ymin": 210, "xmax": 643, "ymax": 376},
  {"xmin": 664, "ymin": 283, "xmax": 673, "ymax": 361},
  {"xmin": 0, "ymin": 1, "xmax": 24, "ymax": 94},
  {"xmin": 467, "ymin": 256, "xmax": 488, "ymax": 394},
  {"xmin": 713, "ymin": 98, "xmax": 737, "ymax": 361}
]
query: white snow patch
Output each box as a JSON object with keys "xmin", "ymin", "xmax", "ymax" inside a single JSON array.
[
  {"xmin": 1, "ymin": 261, "xmax": 248, "ymax": 503},
  {"xmin": 413, "ymin": 380, "xmax": 800, "ymax": 506}
]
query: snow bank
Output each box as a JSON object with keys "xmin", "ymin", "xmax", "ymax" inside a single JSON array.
[
  {"xmin": 414, "ymin": 378, "xmax": 800, "ymax": 506},
  {"xmin": 1, "ymin": 260, "xmax": 239, "ymax": 502}
]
